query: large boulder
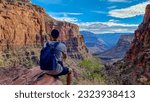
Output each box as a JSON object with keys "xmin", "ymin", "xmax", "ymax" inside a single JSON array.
[{"xmin": 0, "ymin": 67, "xmax": 63, "ymax": 85}]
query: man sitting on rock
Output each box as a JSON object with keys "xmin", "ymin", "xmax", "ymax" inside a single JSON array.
[{"xmin": 41, "ymin": 29, "xmax": 72, "ymax": 85}]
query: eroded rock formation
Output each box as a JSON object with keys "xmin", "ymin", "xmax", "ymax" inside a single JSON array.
[
  {"xmin": 0, "ymin": 0, "xmax": 90, "ymax": 85},
  {"xmin": 0, "ymin": 0, "xmax": 89, "ymax": 59},
  {"xmin": 103, "ymin": 4, "xmax": 150, "ymax": 85}
]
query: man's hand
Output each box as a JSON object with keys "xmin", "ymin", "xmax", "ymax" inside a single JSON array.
[{"xmin": 63, "ymin": 53, "xmax": 67, "ymax": 61}]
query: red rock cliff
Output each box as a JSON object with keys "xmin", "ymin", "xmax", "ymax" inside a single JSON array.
[
  {"xmin": 125, "ymin": 4, "xmax": 150, "ymax": 66},
  {"xmin": 103, "ymin": 4, "xmax": 150, "ymax": 85},
  {"xmin": 0, "ymin": 0, "xmax": 90, "ymax": 85},
  {"xmin": 0, "ymin": 0, "xmax": 90, "ymax": 59},
  {"xmin": 0, "ymin": 66, "xmax": 63, "ymax": 85}
]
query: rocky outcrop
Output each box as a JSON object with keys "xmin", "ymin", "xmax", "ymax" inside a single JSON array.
[
  {"xmin": 0, "ymin": 0, "xmax": 90, "ymax": 85},
  {"xmin": 125, "ymin": 5, "xmax": 150, "ymax": 62},
  {"xmin": 0, "ymin": 66, "xmax": 63, "ymax": 85},
  {"xmin": 103, "ymin": 4, "xmax": 150, "ymax": 85},
  {"xmin": 99, "ymin": 34, "xmax": 133, "ymax": 63},
  {"xmin": 0, "ymin": 0, "xmax": 89, "ymax": 59}
]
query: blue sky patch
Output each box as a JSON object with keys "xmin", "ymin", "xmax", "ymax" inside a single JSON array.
[{"xmin": 32, "ymin": 0, "xmax": 150, "ymax": 34}]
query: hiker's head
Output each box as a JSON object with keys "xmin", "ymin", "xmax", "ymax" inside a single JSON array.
[{"xmin": 51, "ymin": 29, "xmax": 59, "ymax": 40}]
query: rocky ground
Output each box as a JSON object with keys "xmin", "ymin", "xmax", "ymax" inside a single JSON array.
[{"xmin": 0, "ymin": 66, "xmax": 63, "ymax": 85}]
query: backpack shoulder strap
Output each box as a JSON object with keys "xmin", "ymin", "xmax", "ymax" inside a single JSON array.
[
  {"xmin": 46, "ymin": 42, "xmax": 50, "ymax": 47},
  {"xmin": 45, "ymin": 42, "xmax": 60, "ymax": 50},
  {"xmin": 53, "ymin": 42, "xmax": 60, "ymax": 48}
]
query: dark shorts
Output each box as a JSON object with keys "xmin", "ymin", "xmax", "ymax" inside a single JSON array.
[{"xmin": 54, "ymin": 67, "xmax": 69, "ymax": 76}]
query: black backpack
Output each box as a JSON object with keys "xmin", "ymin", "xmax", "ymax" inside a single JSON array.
[{"xmin": 40, "ymin": 42, "xmax": 60, "ymax": 70}]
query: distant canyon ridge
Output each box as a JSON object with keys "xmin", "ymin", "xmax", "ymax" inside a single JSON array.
[{"xmin": 80, "ymin": 31, "xmax": 134, "ymax": 62}]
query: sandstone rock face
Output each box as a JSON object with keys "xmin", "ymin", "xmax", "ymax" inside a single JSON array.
[
  {"xmin": 0, "ymin": 67, "xmax": 63, "ymax": 85},
  {"xmin": 103, "ymin": 4, "xmax": 150, "ymax": 85},
  {"xmin": 143, "ymin": 4, "xmax": 150, "ymax": 24},
  {"xmin": 0, "ymin": 1, "xmax": 46, "ymax": 50},
  {"xmin": 125, "ymin": 4, "xmax": 150, "ymax": 64},
  {"xmin": 0, "ymin": 1, "xmax": 90, "ymax": 59},
  {"xmin": 0, "ymin": 1, "xmax": 90, "ymax": 85}
]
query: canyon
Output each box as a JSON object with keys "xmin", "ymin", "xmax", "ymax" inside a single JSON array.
[
  {"xmin": 99, "ymin": 34, "xmax": 134, "ymax": 64},
  {"xmin": 80, "ymin": 31, "xmax": 107, "ymax": 54},
  {"xmin": 0, "ymin": 0, "xmax": 91, "ymax": 85},
  {"xmin": 0, "ymin": 0, "xmax": 150, "ymax": 85}
]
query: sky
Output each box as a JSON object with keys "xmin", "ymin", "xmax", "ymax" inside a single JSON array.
[{"xmin": 32, "ymin": 0, "xmax": 150, "ymax": 34}]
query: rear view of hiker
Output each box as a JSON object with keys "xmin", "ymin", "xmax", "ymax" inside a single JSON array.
[{"xmin": 40, "ymin": 29, "xmax": 72, "ymax": 85}]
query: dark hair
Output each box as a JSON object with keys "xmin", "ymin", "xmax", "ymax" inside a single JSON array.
[{"xmin": 51, "ymin": 29, "xmax": 59, "ymax": 39}]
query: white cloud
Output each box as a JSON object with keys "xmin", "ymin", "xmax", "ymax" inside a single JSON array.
[
  {"xmin": 108, "ymin": 19, "xmax": 119, "ymax": 22},
  {"xmin": 48, "ymin": 12, "xmax": 83, "ymax": 17},
  {"xmin": 108, "ymin": 6, "xmax": 117, "ymax": 9},
  {"xmin": 48, "ymin": 11, "xmax": 138, "ymax": 34},
  {"xmin": 66, "ymin": 13, "xmax": 83, "ymax": 15},
  {"xmin": 48, "ymin": 12, "xmax": 81, "ymax": 23},
  {"xmin": 78, "ymin": 20, "xmax": 138, "ymax": 34},
  {"xmin": 92, "ymin": 11, "xmax": 106, "ymax": 14},
  {"xmin": 109, "ymin": 1, "xmax": 150, "ymax": 18},
  {"xmin": 49, "ymin": 15, "xmax": 78, "ymax": 23}
]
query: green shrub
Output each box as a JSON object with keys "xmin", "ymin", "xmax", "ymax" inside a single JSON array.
[
  {"xmin": 0, "ymin": 59, "xmax": 4, "ymax": 67},
  {"xmin": 0, "ymin": 45, "xmax": 41, "ymax": 68},
  {"xmin": 78, "ymin": 57, "xmax": 105, "ymax": 84}
]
